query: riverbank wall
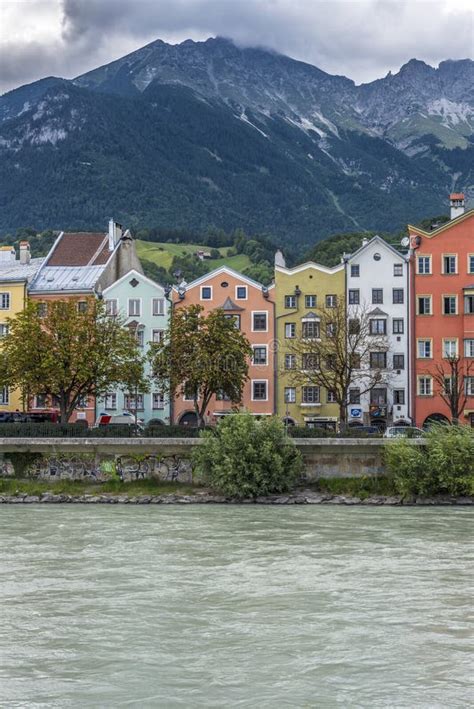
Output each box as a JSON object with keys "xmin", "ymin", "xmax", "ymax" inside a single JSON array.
[{"xmin": 0, "ymin": 437, "xmax": 420, "ymax": 482}]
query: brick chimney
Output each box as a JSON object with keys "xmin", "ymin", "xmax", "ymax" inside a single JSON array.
[
  {"xmin": 450, "ymin": 193, "xmax": 465, "ymax": 220},
  {"xmin": 19, "ymin": 241, "xmax": 31, "ymax": 265}
]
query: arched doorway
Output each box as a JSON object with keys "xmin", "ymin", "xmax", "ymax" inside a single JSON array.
[
  {"xmin": 178, "ymin": 411, "xmax": 198, "ymax": 427},
  {"xmin": 423, "ymin": 413, "xmax": 449, "ymax": 428},
  {"xmin": 370, "ymin": 418, "xmax": 387, "ymax": 432},
  {"xmin": 282, "ymin": 417, "xmax": 296, "ymax": 427}
]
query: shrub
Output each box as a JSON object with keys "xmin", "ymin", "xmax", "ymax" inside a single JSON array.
[
  {"xmin": 385, "ymin": 424, "xmax": 474, "ymax": 497},
  {"xmin": 192, "ymin": 413, "xmax": 303, "ymax": 498}
]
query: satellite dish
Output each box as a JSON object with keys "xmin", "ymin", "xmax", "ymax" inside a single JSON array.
[{"xmin": 401, "ymin": 236, "xmax": 410, "ymax": 247}]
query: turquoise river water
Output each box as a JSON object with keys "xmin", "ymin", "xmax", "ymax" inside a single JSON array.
[{"xmin": 0, "ymin": 505, "xmax": 472, "ymax": 708}]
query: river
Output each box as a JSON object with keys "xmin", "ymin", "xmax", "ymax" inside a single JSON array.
[{"xmin": 0, "ymin": 506, "xmax": 472, "ymax": 708}]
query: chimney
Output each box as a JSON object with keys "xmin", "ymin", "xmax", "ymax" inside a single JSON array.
[
  {"xmin": 274, "ymin": 249, "xmax": 286, "ymax": 268},
  {"xmin": 19, "ymin": 241, "xmax": 31, "ymax": 265},
  {"xmin": 361, "ymin": 238, "xmax": 369, "ymax": 247},
  {"xmin": 450, "ymin": 193, "xmax": 465, "ymax": 220},
  {"xmin": 108, "ymin": 219, "xmax": 124, "ymax": 251}
]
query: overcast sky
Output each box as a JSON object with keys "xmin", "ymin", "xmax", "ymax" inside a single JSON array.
[{"xmin": 1, "ymin": 0, "xmax": 472, "ymax": 94}]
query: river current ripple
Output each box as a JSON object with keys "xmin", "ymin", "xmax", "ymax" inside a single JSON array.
[{"xmin": 0, "ymin": 505, "xmax": 472, "ymax": 708}]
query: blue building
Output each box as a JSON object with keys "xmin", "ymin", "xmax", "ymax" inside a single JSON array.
[{"xmin": 98, "ymin": 269, "xmax": 171, "ymax": 424}]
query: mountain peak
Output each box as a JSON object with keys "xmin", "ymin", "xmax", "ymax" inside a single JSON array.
[{"xmin": 398, "ymin": 58, "xmax": 434, "ymax": 75}]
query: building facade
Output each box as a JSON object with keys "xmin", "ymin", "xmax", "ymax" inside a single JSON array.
[
  {"xmin": 0, "ymin": 242, "xmax": 44, "ymax": 414},
  {"xmin": 410, "ymin": 195, "xmax": 474, "ymax": 427},
  {"xmin": 172, "ymin": 266, "xmax": 275, "ymax": 425},
  {"xmin": 97, "ymin": 270, "xmax": 171, "ymax": 424},
  {"xmin": 274, "ymin": 255, "xmax": 345, "ymax": 428},
  {"xmin": 345, "ymin": 236, "xmax": 411, "ymax": 429}
]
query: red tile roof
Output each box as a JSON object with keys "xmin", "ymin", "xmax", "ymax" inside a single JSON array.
[
  {"xmin": 450, "ymin": 193, "xmax": 465, "ymax": 200},
  {"xmin": 47, "ymin": 232, "xmax": 110, "ymax": 267}
]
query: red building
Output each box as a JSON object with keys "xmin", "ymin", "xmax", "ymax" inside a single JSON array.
[{"xmin": 409, "ymin": 194, "xmax": 474, "ymax": 427}]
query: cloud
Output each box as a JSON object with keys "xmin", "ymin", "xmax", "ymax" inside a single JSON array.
[{"xmin": 0, "ymin": 0, "xmax": 472, "ymax": 94}]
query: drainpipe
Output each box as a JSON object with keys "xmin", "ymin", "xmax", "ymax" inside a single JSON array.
[
  {"xmin": 164, "ymin": 285, "xmax": 174, "ymax": 425},
  {"xmin": 274, "ymin": 285, "xmax": 301, "ymax": 424}
]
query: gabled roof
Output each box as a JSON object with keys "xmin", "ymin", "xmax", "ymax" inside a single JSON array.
[
  {"xmin": 344, "ymin": 235, "xmax": 407, "ymax": 262},
  {"xmin": 0, "ymin": 257, "xmax": 44, "ymax": 283},
  {"xmin": 102, "ymin": 268, "xmax": 166, "ymax": 295},
  {"xmin": 216, "ymin": 296, "xmax": 244, "ymax": 311},
  {"xmin": 408, "ymin": 209, "xmax": 474, "ymax": 239},
  {"xmin": 275, "ymin": 261, "xmax": 344, "ymax": 276},
  {"xmin": 47, "ymin": 232, "xmax": 110, "ymax": 267},
  {"xmin": 174, "ymin": 265, "xmax": 267, "ymax": 292}
]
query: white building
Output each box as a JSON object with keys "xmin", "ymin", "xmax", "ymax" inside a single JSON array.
[{"xmin": 344, "ymin": 236, "xmax": 411, "ymax": 429}]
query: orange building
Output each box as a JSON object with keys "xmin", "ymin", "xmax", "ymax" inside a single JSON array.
[
  {"xmin": 172, "ymin": 266, "xmax": 275, "ymax": 426},
  {"xmin": 409, "ymin": 194, "xmax": 474, "ymax": 427}
]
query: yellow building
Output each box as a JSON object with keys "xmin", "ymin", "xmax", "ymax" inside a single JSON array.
[
  {"xmin": 274, "ymin": 251, "xmax": 345, "ymax": 428},
  {"xmin": 0, "ymin": 243, "xmax": 44, "ymax": 414}
]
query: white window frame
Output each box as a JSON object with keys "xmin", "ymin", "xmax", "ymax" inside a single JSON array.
[
  {"xmin": 152, "ymin": 298, "xmax": 165, "ymax": 316},
  {"xmin": 105, "ymin": 298, "xmax": 118, "ymax": 317},
  {"xmin": 252, "ymin": 344, "xmax": 268, "ymax": 366},
  {"xmin": 325, "ymin": 294, "xmax": 337, "ymax": 308},
  {"xmin": 124, "ymin": 393, "xmax": 145, "ymax": 411},
  {"xmin": 468, "ymin": 254, "xmax": 474, "ymax": 275},
  {"xmin": 443, "ymin": 339, "xmax": 458, "ymax": 358},
  {"xmin": 443, "ymin": 295, "xmax": 457, "ymax": 315},
  {"xmin": 284, "ymin": 387, "xmax": 296, "ymax": 403},
  {"xmin": 284, "ymin": 295, "xmax": 297, "ymax": 309},
  {"xmin": 252, "ymin": 311, "xmax": 268, "ymax": 333},
  {"xmin": 285, "ymin": 323, "xmax": 296, "ymax": 339},
  {"xmin": 417, "ymin": 255, "xmax": 432, "ymax": 275},
  {"xmin": 417, "ymin": 339, "xmax": 432, "ymax": 359},
  {"xmin": 0, "ymin": 323, "xmax": 9, "ymax": 338},
  {"xmin": 128, "ymin": 298, "xmax": 141, "ymax": 317},
  {"xmin": 302, "ymin": 385, "xmax": 320, "ymax": 405},
  {"xmin": 104, "ymin": 393, "xmax": 117, "ymax": 410},
  {"xmin": 152, "ymin": 392, "xmax": 165, "ymax": 410},
  {"xmin": 0, "ymin": 386, "xmax": 9, "ymax": 405},
  {"xmin": 0, "ymin": 292, "xmax": 11, "ymax": 310},
  {"xmin": 251, "ymin": 379, "xmax": 268, "ymax": 402},
  {"xmin": 418, "ymin": 376, "xmax": 433, "ymax": 396},
  {"xmin": 465, "ymin": 377, "xmax": 474, "ymax": 397},
  {"xmin": 200, "ymin": 286, "xmax": 213, "ymax": 301},
  {"xmin": 305, "ymin": 295, "xmax": 317, "ymax": 308},
  {"xmin": 235, "ymin": 285, "xmax": 248, "ymax": 301},
  {"xmin": 465, "ymin": 339, "xmax": 474, "ymax": 358},
  {"xmin": 151, "ymin": 329, "xmax": 164, "ymax": 343},
  {"xmin": 417, "ymin": 295, "xmax": 432, "ymax": 316},
  {"xmin": 442, "ymin": 253, "xmax": 457, "ymax": 275},
  {"xmin": 284, "ymin": 354, "xmax": 296, "ymax": 370},
  {"xmin": 393, "ymin": 263, "xmax": 404, "ymax": 277}
]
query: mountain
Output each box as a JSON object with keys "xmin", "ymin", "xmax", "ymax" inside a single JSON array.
[{"xmin": 0, "ymin": 37, "xmax": 472, "ymax": 247}]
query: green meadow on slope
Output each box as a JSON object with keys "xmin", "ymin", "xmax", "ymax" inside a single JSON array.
[{"xmin": 136, "ymin": 241, "xmax": 252, "ymax": 274}]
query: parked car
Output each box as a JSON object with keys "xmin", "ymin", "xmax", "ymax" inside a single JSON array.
[
  {"xmin": 384, "ymin": 426, "xmax": 425, "ymax": 439},
  {"xmin": 95, "ymin": 413, "xmax": 145, "ymax": 434}
]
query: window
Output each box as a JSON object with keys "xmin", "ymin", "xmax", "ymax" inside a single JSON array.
[
  {"xmin": 469, "ymin": 255, "xmax": 474, "ymax": 274},
  {"xmin": 0, "ymin": 324, "xmax": 9, "ymax": 337},
  {"xmin": 284, "ymin": 387, "xmax": 296, "ymax": 403},
  {"xmin": 152, "ymin": 329, "xmax": 164, "ymax": 343},
  {"xmin": 105, "ymin": 393, "xmax": 117, "ymax": 410},
  {"xmin": 183, "ymin": 383, "xmax": 197, "ymax": 401},
  {"xmin": 417, "ymin": 339, "xmax": 432, "ymax": 358},
  {"xmin": 302, "ymin": 320, "xmax": 320, "ymax": 339},
  {"xmin": 128, "ymin": 299, "xmax": 141, "ymax": 317},
  {"xmin": 394, "ymin": 389, "xmax": 405, "ymax": 405},
  {"xmin": 285, "ymin": 323, "xmax": 296, "ymax": 338},
  {"xmin": 444, "ymin": 377, "xmax": 453, "ymax": 395},
  {"xmin": 236, "ymin": 286, "xmax": 247, "ymax": 300},
  {"xmin": 224, "ymin": 314, "xmax": 240, "ymax": 329},
  {"xmin": 393, "ymin": 354, "xmax": 405, "ymax": 370},
  {"xmin": 392, "ymin": 289, "xmax": 404, "ymax": 304},
  {"xmin": 201, "ymin": 286, "xmax": 212, "ymax": 300},
  {"xmin": 152, "ymin": 392, "xmax": 165, "ymax": 410},
  {"xmin": 252, "ymin": 346, "xmax": 267, "ymax": 365},
  {"xmin": 152, "ymin": 298, "xmax": 165, "ymax": 316},
  {"xmin": 417, "ymin": 296, "xmax": 432, "ymax": 315},
  {"xmin": 0, "ymin": 386, "xmax": 9, "ymax": 405},
  {"xmin": 302, "ymin": 386, "xmax": 320, "ymax": 404},
  {"xmin": 37, "ymin": 302, "xmax": 48, "ymax": 318},
  {"xmin": 0, "ymin": 293, "xmax": 10, "ymax": 310},
  {"xmin": 325, "ymin": 294, "xmax": 337, "ymax": 308},
  {"xmin": 393, "ymin": 319, "xmax": 404, "ymax": 334},
  {"xmin": 418, "ymin": 377, "xmax": 432, "ymax": 396},
  {"xmin": 252, "ymin": 312, "xmax": 267, "ymax": 331},
  {"xmin": 284, "ymin": 354, "xmax": 296, "ymax": 370},
  {"xmin": 350, "ymin": 353, "xmax": 361, "ymax": 369},
  {"xmin": 464, "ymin": 295, "xmax": 474, "ymax": 315},
  {"xmin": 216, "ymin": 390, "xmax": 231, "ymax": 401},
  {"xmin": 370, "ymin": 319, "xmax": 386, "ymax": 335},
  {"xmin": 348, "ymin": 289, "xmax": 360, "ymax": 305},
  {"xmin": 326, "ymin": 322, "xmax": 336, "ymax": 338},
  {"xmin": 370, "ymin": 388, "xmax": 387, "ymax": 405},
  {"xmin": 327, "ymin": 389, "xmax": 337, "ymax": 403},
  {"xmin": 305, "ymin": 295, "xmax": 317, "ymax": 308},
  {"xmin": 124, "ymin": 394, "xmax": 144, "ymax": 411},
  {"xmin": 443, "ymin": 296, "xmax": 457, "ymax": 315},
  {"xmin": 252, "ymin": 381, "xmax": 267, "ymax": 401},
  {"xmin": 35, "ymin": 394, "xmax": 48, "ymax": 408},
  {"xmin": 136, "ymin": 328, "xmax": 145, "ymax": 348},
  {"xmin": 393, "ymin": 264, "xmax": 403, "ymax": 277},
  {"xmin": 350, "ymin": 264, "xmax": 360, "ymax": 277},
  {"xmin": 417, "ymin": 256, "xmax": 431, "ymax": 274},
  {"xmin": 349, "ymin": 388, "xmax": 360, "ymax": 404},
  {"xmin": 325, "ymin": 354, "xmax": 336, "ymax": 370},
  {"xmin": 77, "ymin": 300, "xmax": 87, "ymax": 313},
  {"xmin": 465, "ymin": 377, "xmax": 474, "ymax": 396},
  {"xmin": 302, "ymin": 353, "xmax": 319, "ymax": 370},
  {"xmin": 105, "ymin": 299, "xmax": 118, "ymax": 316},
  {"xmin": 443, "ymin": 254, "xmax": 457, "ymax": 274},
  {"xmin": 370, "ymin": 352, "xmax": 387, "ymax": 369},
  {"xmin": 76, "ymin": 395, "xmax": 88, "ymax": 409},
  {"xmin": 465, "ymin": 339, "xmax": 474, "ymax": 358},
  {"xmin": 443, "ymin": 339, "xmax": 458, "ymax": 358},
  {"xmin": 372, "ymin": 289, "xmax": 383, "ymax": 304},
  {"xmin": 349, "ymin": 319, "xmax": 360, "ymax": 334},
  {"xmin": 285, "ymin": 295, "xmax": 296, "ymax": 309}
]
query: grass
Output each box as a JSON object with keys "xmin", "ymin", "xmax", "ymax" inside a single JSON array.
[
  {"xmin": 136, "ymin": 241, "xmax": 251, "ymax": 273},
  {"xmin": 0, "ymin": 478, "xmax": 198, "ymax": 497},
  {"xmin": 305, "ymin": 476, "xmax": 398, "ymax": 499}
]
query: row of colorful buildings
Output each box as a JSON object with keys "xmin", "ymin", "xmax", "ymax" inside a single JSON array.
[{"xmin": 0, "ymin": 195, "xmax": 472, "ymax": 429}]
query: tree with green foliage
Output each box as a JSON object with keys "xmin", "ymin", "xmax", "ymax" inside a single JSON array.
[
  {"xmin": 0, "ymin": 299, "xmax": 142, "ymax": 423},
  {"xmin": 150, "ymin": 304, "xmax": 253, "ymax": 427},
  {"xmin": 192, "ymin": 413, "xmax": 303, "ymax": 498}
]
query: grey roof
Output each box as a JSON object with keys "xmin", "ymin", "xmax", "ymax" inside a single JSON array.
[
  {"xmin": 0, "ymin": 257, "xmax": 45, "ymax": 283},
  {"xmin": 218, "ymin": 297, "xmax": 244, "ymax": 311},
  {"xmin": 368, "ymin": 307, "xmax": 388, "ymax": 317},
  {"xmin": 29, "ymin": 265, "xmax": 105, "ymax": 293}
]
